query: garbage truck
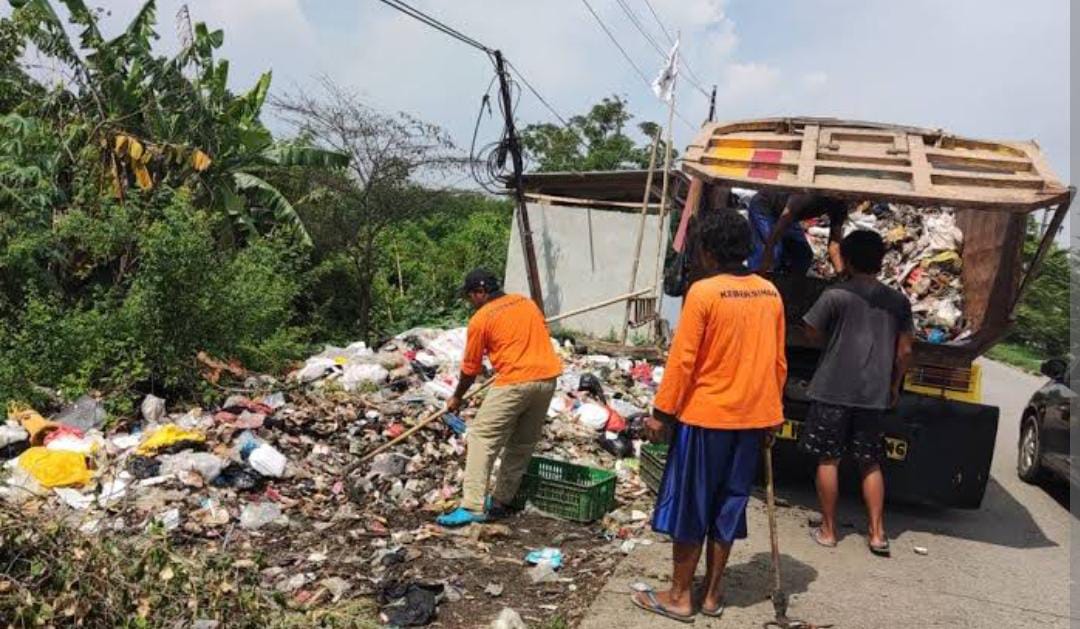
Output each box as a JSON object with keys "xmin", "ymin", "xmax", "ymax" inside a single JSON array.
[{"xmin": 673, "ymin": 117, "xmax": 1073, "ymax": 508}]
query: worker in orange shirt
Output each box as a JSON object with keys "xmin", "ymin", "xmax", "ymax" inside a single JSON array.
[
  {"xmin": 633, "ymin": 210, "xmax": 787, "ymax": 622},
  {"xmin": 437, "ymin": 268, "xmax": 563, "ymax": 527}
]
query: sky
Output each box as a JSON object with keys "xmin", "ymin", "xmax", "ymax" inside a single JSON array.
[{"xmin": 5, "ymin": 0, "xmax": 1072, "ymax": 185}]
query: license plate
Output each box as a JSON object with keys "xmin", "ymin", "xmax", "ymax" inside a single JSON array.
[
  {"xmin": 776, "ymin": 419, "xmax": 909, "ymax": 462},
  {"xmin": 777, "ymin": 419, "xmax": 801, "ymax": 441}
]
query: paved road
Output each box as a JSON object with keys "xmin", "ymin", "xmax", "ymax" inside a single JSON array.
[{"xmin": 579, "ymin": 359, "xmax": 1073, "ymax": 628}]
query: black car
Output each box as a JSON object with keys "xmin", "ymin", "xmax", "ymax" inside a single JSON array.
[{"xmin": 1018, "ymin": 359, "xmax": 1075, "ymax": 485}]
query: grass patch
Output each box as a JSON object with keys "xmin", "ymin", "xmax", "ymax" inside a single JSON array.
[{"xmin": 986, "ymin": 342, "xmax": 1045, "ymax": 374}]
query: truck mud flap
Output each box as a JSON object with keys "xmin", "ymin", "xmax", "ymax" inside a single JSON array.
[{"xmin": 773, "ymin": 394, "xmax": 999, "ymax": 509}]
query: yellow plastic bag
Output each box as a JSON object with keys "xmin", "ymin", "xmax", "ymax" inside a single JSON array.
[
  {"xmin": 17, "ymin": 447, "xmax": 91, "ymax": 488},
  {"xmin": 135, "ymin": 424, "xmax": 205, "ymax": 455},
  {"xmin": 8, "ymin": 404, "xmax": 59, "ymax": 445}
]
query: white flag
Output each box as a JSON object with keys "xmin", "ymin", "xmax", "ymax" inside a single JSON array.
[{"xmin": 651, "ymin": 38, "xmax": 679, "ymax": 103}]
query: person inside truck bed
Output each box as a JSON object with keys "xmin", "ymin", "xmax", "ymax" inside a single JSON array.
[
  {"xmin": 798, "ymin": 229, "xmax": 914, "ymax": 557},
  {"xmin": 749, "ymin": 190, "xmax": 852, "ymax": 275},
  {"xmin": 632, "ymin": 210, "xmax": 786, "ymax": 622}
]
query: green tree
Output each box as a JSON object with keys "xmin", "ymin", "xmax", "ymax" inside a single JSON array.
[
  {"xmin": 7, "ymin": 0, "xmax": 348, "ymax": 245},
  {"xmin": 520, "ymin": 95, "xmax": 667, "ymax": 172},
  {"xmin": 273, "ymin": 81, "xmax": 468, "ymax": 340},
  {"xmin": 1007, "ymin": 224, "xmax": 1070, "ymax": 357}
]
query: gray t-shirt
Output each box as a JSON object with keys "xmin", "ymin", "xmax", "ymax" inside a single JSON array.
[{"xmin": 804, "ymin": 280, "xmax": 914, "ymax": 409}]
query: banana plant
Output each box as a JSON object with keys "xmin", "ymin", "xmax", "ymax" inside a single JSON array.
[{"xmin": 8, "ymin": 0, "xmax": 348, "ymax": 245}]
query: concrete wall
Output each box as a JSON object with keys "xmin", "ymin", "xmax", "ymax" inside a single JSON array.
[{"xmin": 504, "ymin": 202, "xmax": 673, "ymax": 339}]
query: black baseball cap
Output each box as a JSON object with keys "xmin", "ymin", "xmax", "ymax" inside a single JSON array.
[{"xmin": 461, "ymin": 268, "xmax": 501, "ymax": 294}]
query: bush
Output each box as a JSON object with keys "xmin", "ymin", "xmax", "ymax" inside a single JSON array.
[{"xmin": 0, "ymin": 194, "xmax": 312, "ymax": 415}]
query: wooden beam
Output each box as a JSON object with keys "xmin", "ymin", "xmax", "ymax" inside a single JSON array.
[
  {"xmin": 797, "ymin": 124, "xmax": 820, "ymax": 183},
  {"xmin": 908, "ymin": 134, "xmax": 932, "ymax": 193}
]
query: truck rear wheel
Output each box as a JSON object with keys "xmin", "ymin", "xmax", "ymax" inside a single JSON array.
[{"xmin": 1017, "ymin": 416, "xmax": 1043, "ymax": 483}]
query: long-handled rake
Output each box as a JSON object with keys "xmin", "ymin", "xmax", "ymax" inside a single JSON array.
[{"xmin": 763, "ymin": 440, "xmax": 833, "ymax": 629}]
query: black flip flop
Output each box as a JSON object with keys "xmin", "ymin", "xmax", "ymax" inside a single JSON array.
[
  {"xmin": 869, "ymin": 538, "xmax": 891, "ymax": 557},
  {"xmin": 631, "ymin": 587, "xmax": 695, "ymax": 624}
]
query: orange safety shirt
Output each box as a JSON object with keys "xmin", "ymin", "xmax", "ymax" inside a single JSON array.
[
  {"xmin": 653, "ymin": 273, "xmax": 787, "ymax": 429},
  {"xmin": 462, "ymin": 294, "xmax": 563, "ymax": 387}
]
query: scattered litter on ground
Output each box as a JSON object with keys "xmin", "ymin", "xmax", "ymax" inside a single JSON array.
[
  {"xmin": 913, "ymin": 546, "xmax": 929, "ymax": 556},
  {"xmin": 491, "ymin": 607, "xmax": 527, "ymax": 629},
  {"xmin": 0, "ymin": 328, "xmax": 669, "ymax": 626}
]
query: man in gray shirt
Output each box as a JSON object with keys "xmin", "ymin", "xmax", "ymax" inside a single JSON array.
[{"xmin": 798, "ymin": 229, "xmax": 914, "ymax": 557}]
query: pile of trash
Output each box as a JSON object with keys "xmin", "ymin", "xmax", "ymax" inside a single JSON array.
[
  {"xmin": 806, "ymin": 203, "xmax": 967, "ymax": 343},
  {"xmin": 0, "ymin": 327, "xmax": 666, "ymax": 626}
]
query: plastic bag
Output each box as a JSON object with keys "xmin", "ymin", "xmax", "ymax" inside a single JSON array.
[
  {"xmin": 249, "ymin": 443, "xmax": 287, "ymax": 477},
  {"xmin": 17, "ymin": 447, "xmax": 91, "ymax": 488},
  {"xmin": 0, "ymin": 424, "xmax": 29, "ymax": 449},
  {"xmin": 159, "ymin": 451, "xmax": 225, "ymax": 482},
  {"xmin": 575, "ymin": 403, "xmax": 610, "ymax": 430},
  {"xmin": 141, "ymin": 394, "xmax": 166, "ymax": 424},
  {"xmin": 136, "ymin": 424, "xmax": 206, "ymax": 455},
  {"xmin": 54, "ymin": 395, "xmax": 106, "ymax": 432},
  {"xmin": 422, "ymin": 328, "xmax": 468, "ymax": 366},
  {"xmin": 240, "ymin": 502, "xmax": 283, "ymax": 530},
  {"xmin": 340, "ymin": 363, "xmax": 389, "ymax": 391}
]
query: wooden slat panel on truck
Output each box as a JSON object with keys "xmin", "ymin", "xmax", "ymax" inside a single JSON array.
[{"xmin": 682, "ymin": 117, "xmax": 1070, "ymax": 211}]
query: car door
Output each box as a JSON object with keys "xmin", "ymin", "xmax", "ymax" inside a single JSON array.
[{"xmin": 1040, "ymin": 366, "xmax": 1074, "ymax": 475}]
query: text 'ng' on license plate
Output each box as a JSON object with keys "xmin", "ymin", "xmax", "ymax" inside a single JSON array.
[{"xmin": 775, "ymin": 419, "xmax": 909, "ymax": 461}]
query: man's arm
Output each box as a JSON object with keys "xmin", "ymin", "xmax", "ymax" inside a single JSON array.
[
  {"xmin": 448, "ymin": 318, "xmax": 485, "ymax": 413},
  {"xmin": 446, "ymin": 373, "xmax": 477, "ymax": 413},
  {"xmin": 646, "ymin": 286, "xmax": 707, "ymax": 441},
  {"xmin": 891, "ymin": 332, "xmax": 914, "ymax": 407},
  {"xmin": 827, "ymin": 220, "xmax": 845, "ymax": 275},
  {"xmin": 801, "ymin": 288, "xmax": 836, "ymax": 347},
  {"xmin": 759, "ymin": 206, "xmax": 797, "ymax": 272}
]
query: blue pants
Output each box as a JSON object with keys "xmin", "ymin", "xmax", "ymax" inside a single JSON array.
[
  {"xmin": 652, "ymin": 424, "xmax": 764, "ymax": 544},
  {"xmin": 747, "ymin": 199, "xmax": 813, "ymax": 274}
]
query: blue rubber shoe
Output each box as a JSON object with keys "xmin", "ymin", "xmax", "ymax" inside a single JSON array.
[{"xmin": 436, "ymin": 507, "xmax": 487, "ymax": 527}]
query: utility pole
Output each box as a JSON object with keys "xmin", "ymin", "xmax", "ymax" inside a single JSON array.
[
  {"xmin": 494, "ymin": 50, "xmax": 545, "ymax": 313},
  {"xmin": 707, "ymin": 84, "xmax": 717, "ymax": 122}
]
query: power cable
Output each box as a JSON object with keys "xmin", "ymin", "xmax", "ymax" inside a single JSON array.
[
  {"xmin": 374, "ymin": 0, "xmax": 493, "ymax": 55},
  {"xmin": 614, "ymin": 0, "xmax": 709, "ymax": 99},
  {"xmin": 614, "ymin": 0, "xmax": 666, "ymax": 57},
  {"xmin": 579, "ymin": 0, "xmax": 697, "ymax": 132},
  {"xmin": 635, "ymin": 0, "xmax": 711, "ymax": 98},
  {"xmin": 506, "ymin": 61, "xmax": 571, "ymax": 128},
  {"xmin": 640, "ymin": 0, "xmax": 673, "ymax": 44},
  {"xmin": 580, "ymin": 0, "xmax": 653, "ymax": 87}
]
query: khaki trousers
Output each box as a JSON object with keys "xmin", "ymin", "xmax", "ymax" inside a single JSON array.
[{"xmin": 461, "ymin": 378, "xmax": 556, "ymax": 512}]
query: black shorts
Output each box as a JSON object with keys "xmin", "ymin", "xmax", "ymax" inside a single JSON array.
[{"xmin": 797, "ymin": 402, "xmax": 886, "ymax": 465}]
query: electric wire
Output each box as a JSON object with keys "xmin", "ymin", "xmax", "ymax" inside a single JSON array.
[
  {"xmin": 637, "ymin": 0, "xmax": 711, "ymax": 98},
  {"xmin": 506, "ymin": 61, "xmax": 571, "ymax": 128},
  {"xmin": 579, "ymin": 0, "xmax": 697, "ymax": 131},
  {"xmin": 374, "ymin": 0, "xmax": 493, "ymax": 54},
  {"xmin": 579, "ymin": 0, "xmax": 653, "ymax": 86},
  {"xmin": 614, "ymin": 0, "xmax": 709, "ymax": 98}
]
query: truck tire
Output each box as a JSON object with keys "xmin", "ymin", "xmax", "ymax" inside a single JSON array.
[{"xmin": 1017, "ymin": 415, "xmax": 1043, "ymax": 483}]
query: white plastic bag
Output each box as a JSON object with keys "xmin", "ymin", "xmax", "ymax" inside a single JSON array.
[
  {"xmin": 140, "ymin": 394, "xmax": 166, "ymax": 424},
  {"xmin": 250, "ymin": 443, "xmax": 287, "ymax": 478},
  {"xmin": 575, "ymin": 403, "xmax": 610, "ymax": 430},
  {"xmin": 340, "ymin": 363, "xmax": 389, "ymax": 391}
]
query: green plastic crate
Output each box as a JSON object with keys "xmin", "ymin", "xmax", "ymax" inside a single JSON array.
[
  {"xmin": 640, "ymin": 443, "xmax": 668, "ymax": 494},
  {"xmin": 511, "ymin": 457, "xmax": 616, "ymax": 522}
]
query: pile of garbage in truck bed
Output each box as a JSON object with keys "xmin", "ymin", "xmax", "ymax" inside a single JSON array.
[
  {"xmin": 0, "ymin": 328, "xmax": 666, "ymax": 626},
  {"xmin": 805, "ymin": 202, "xmax": 968, "ymax": 344}
]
